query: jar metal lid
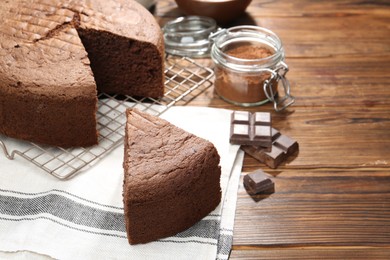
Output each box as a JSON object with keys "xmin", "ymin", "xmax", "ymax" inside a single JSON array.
[{"xmin": 162, "ymin": 16, "xmax": 218, "ymax": 57}]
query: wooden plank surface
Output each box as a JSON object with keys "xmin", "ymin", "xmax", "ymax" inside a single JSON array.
[
  {"xmin": 156, "ymin": 0, "xmax": 390, "ymax": 258},
  {"xmin": 234, "ymin": 169, "xmax": 390, "ymax": 245},
  {"xmin": 230, "ymin": 248, "xmax": 390, "ymax": 260}
]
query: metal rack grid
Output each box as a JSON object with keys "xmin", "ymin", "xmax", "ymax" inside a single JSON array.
[{"xmin": 0, "ymin": 56, "xmax": 214, "ymax": 180}]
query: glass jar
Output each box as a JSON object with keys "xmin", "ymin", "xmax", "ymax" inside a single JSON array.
[
  {"xmin": 163, "ymin": 16, "xmax": 218, "ymax": 57},
  {"xmin": 211, "ymin": 26, "xmax": 294, "ymax": 111},
  {"xmin": 162, "ymin": 17, "xmax": 295, "ymax": 111}
]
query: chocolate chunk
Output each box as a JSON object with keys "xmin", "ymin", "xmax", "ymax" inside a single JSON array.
[
  {"xmin": 242, "ymin": 128, "xmax": 299, "ymax": 169},
  {"xmin": 243, "ymin": 169, "xmax": 275, "ymax": 195},
  {"xmin": 230, "ymin": 111, "xmax": 272, "ymax": 147}
]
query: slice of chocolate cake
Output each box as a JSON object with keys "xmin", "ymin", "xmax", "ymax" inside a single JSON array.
[{"xmin": 123, "ymin": 108, "xmax": 221, "ymax": 244}]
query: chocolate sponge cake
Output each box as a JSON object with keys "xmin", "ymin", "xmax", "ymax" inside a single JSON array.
[
  {"xmin": 0, "ymin": 0, "xmax": 164, "ymax": 147},
  {"xmin": 123, "ymin": 109, "xmax": 222, "ymax": 244}
]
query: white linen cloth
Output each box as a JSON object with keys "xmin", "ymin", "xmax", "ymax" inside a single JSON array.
[{"xmin": 0, "ymin": 106, "xmax": 243, "ymax": 260}]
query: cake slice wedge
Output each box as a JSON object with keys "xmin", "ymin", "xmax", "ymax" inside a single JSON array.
[{"xmin": 123, "ymin": 108, "xmax": 221, "ymax": 244}]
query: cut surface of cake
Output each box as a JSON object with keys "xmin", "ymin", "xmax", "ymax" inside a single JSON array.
[
  {"xmin": 123, "ymin": 108, "xmax": 222, "ymax": 244},
  {"xmin": 0, "ymin": 0, "xmax": 164, "ymax": 147}
]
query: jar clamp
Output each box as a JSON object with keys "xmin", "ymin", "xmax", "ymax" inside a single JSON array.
[{"xmin": 263, "ymin": 61, "xmax": 295, "ymax": 111}]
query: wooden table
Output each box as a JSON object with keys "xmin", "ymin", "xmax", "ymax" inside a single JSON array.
[{"xmin": 155, "ymin": 1, "xmax": 390, "ymax": 259}]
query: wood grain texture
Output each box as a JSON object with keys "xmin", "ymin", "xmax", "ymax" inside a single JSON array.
[
  {"xmin": 155, "ymin": 0, "xmax": 390, "ymax": 258},
  {"xmin": 234, "ymin": 169, "xmax": 390, "ymax": 245},
  {"xmin": 230, "ymin": 248, "xmax": 390, "ymax": 260}
]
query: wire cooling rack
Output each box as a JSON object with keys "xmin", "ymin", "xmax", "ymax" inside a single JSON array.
[{"xmin": 0, "ymin": 56, "xmax": 214, "ymax": 180}]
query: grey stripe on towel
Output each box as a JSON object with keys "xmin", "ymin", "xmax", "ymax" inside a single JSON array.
[{"xmin": 0, "ymin": 190, "xmax": 220, "ymax": 240}]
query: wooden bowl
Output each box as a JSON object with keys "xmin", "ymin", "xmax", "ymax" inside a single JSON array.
[{"xmin": 174, "ymin": 0, "xmax": 252, "ymax": 25}]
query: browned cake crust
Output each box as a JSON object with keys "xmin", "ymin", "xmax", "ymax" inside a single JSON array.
[
  {"xmin": 0, "ymin": 0, "xmax": 164, "ymax": 147},
  {"xmin": 123, "ymin": 109, "xmax": 222, "ymax": 244}
]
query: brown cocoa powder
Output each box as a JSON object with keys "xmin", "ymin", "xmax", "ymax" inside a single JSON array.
[
  {"xmin": 227, "ymin": 45, "xmax": 274, "ymax": 59},
  {"xmin": 214, "ymin": 44, "xmax": 277, "ymax": 105}
]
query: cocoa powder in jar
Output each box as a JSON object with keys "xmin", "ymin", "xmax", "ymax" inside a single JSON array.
[{"xmin": 214, "ymin": 44, "xmax": 278, "ymax": 105}]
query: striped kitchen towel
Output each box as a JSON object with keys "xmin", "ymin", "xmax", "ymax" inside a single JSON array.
[{"xmin": 0, "ymin": 106, "xmax": 243, "ymax": 260}]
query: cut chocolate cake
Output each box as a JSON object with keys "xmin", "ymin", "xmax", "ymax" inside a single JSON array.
[
  {"xmin": 123, "ymin": 109, "xmax": 222, "ymax": 244},
  {"xmin": 0, "ymin": 0, "xmax": 164, "ymax": 147}
]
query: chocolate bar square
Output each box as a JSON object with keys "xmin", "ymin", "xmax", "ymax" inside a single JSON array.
[
  {"xmin": 230, "ymin": 111, "xmax": 272, "ymax": 147},
  {"xmin": 243, "ymin": 169, "xmax": 275, "ymax": 195},
  {"xmin": 242, "ymin": 128, "xmax": 299, "ymax": 169}
]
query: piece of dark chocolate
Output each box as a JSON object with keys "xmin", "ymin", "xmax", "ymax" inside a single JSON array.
[
  {"xmin": 242, "ymin": 128, "xmax": 299, "ymax": 169},
  {"xmin": 243, "ymin": 169, "xmax": 275, "ymax": 195},
  {"xmin": 230, "ymin": 111, "xmax": 272, "ymax": 147}
]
